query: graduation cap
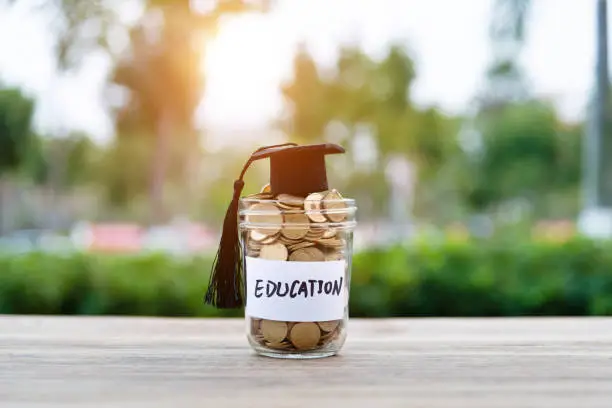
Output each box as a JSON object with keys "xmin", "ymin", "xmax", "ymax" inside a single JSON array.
[{"xmin": 204, "ymin": 142, "xmax": 346, "ymax": 309}]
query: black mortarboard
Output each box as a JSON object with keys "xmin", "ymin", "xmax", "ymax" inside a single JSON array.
[{"xmin": 204, "ymin": 142, "xmax": 346, "ymax": 309}]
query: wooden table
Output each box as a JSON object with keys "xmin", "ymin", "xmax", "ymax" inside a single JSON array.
[{"xmin": 1, "ymin": 316, "xmax": 611, "ymax": 407}]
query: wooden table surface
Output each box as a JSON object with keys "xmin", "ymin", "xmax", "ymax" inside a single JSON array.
[{"xmin": 1, "ymin": 316, "xmax": 611, "ymax": 408}]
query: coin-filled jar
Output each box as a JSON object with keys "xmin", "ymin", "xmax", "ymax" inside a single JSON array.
[{"xmin": 239, "ymin": 186, "xmax": 357, "ymax": 359}]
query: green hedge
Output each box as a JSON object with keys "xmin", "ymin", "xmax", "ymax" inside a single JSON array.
[{"xmin": 1, "ymin": 237, "xmax": 612, "ymax": 317}]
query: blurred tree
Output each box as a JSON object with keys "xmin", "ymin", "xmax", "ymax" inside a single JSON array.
[
  {"xmin": 107, "ymin": 0, "xmax": 269, "ymax": 224},
  {"xmin": 33, "ymin": 132, "xmax": 103, "ymax": 190},
  {"xmin": 279, "ymin": 44, "xmax": 329, "ymax": 143},
  {"xmin": 471, "ymin": 0, "xmax": 582, "ymax": 219},
  {"xmin": 330, "ymin": 46, "xmax": 378, "ymax": 124},
  {"xmin": 0, "ymin": 87, "xmax": 36, "ymax": 174},
  {"xmin": 109, "ymin": 5, "xmax": 204, "ymax": 223},
  {"xmin": 3, "ymin": 0, "xmax": 124, "ymax": 228},
  {"xmin": 372, "ymin": 45, "xmax": 460, "ymax": 179},
  {"xmin": 280, "ymin": 43, "xmax": 460, "ymax": 222},
  {"xmin": 459, "ymin": 100, "xmax": 582, "ymax": 218},
  {"xmin": 98, "ymin": 135, "xmax": 151, "ymax": 210},
  {"xmin": 7, "ymin": 0, "xmax": 270, "ymax": 224},
  {"xmin": 286, "ymin": 43, "xmax": 460, "ymax": 174},
  {"xmin": 0, "ymin": 86, "xmax": 37, "ymax": 233},
  {"xmin": 455, "ymin": 0, "xmax": 586, "ymax": 222}
]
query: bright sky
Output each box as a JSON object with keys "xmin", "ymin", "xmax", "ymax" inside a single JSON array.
[{"xmin": 0, "ymin": 0, "xmax": 601, "ymax": 148}]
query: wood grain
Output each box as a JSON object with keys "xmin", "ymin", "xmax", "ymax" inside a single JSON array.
[{"xmin": 1, "ymin": 316, "xmax": 611, "ymax": 407}]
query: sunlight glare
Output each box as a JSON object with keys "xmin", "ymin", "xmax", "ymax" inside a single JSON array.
[{"xmin": 201, "ymin": 16, "xmax": 288, "ymax": 129}]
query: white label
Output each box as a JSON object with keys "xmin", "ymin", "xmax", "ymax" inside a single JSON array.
[{"xmin": 245, "ymin": 256, "xmax": 347, "ymax": 322}]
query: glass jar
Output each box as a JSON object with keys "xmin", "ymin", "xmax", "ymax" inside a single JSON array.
[{"xmin": 239, "ymin": 190, "xmax": 357, "ymax": 359}]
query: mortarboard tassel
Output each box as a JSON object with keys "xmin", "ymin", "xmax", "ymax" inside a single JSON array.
[{"xmin": 204, "ymin": 143, "xmax": 297, "ymax": 309}]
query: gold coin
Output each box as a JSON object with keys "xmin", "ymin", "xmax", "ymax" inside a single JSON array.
[
  {"xmin": 288, "ymin": 249, "xmax": 308, "ymax": 262},
  {"xmin": 245, "ymin": 192, "xmax": 274, "ymax": 200},
  {"xmin": 277, "ymin": 194, "xmax": 304, "ymax": 207},
  {"xmin": 319, "ymin": 326, "xmax": 337, "ymax": 339},
  {"xmin": 249, "ymin": 230, "xmax": 269, "ymax": 242},
  {"xmin": 304, "ymin": 231, "xmax": 325, "ymax": 242},
  {"xmin": 261, "ymin": 320, "xmax": 288, "ymax": 343},
  {"xmin": 254, "ymin": 334, "xmax": 265, "ymax": 343},
  {"xmin": 260, "ymin": 234, "xmax": 279, "ymax": 244},
  {"xmin": 251, "ymin": 318, "xmax": 262, "ymax": 334},
  {"xmin": 324, "ymin": 251, "xmax": 343, "ymax": 261},
  {"xmin": 318, "ymin": 328, "xmax": 339, "ymax": 347},
  {"xmin": 246, "ymin": 203, "xmax": 283, "ymax": 236},
  {"xmin": 247, "ymin": 241, "xmax": 263, "ymax": 250},
  {"xmin": 316, "ymin": 238, "xmax": 344, "ymax": 248},
  {"xmin": 284, "ymin": 213, "xmax": 310, "ymax": 225},
  {"xmin": 246, "ymin": 241, "xmax": 263, "ymax": 253},
  {"xmin": 320, "ymin": 330, "xmax": 335, "ymax": 341},
  {"xmin": 287, "ymin": 241, "xmax": 315, "ymax": 252},
  {"xmin": 318, "ymin": 338, "xmax": 332, "ymax": 347},
  {"xmin": 322, "ymin": 189, "xmax": 348, "ymax": 222},
  {"xmin": 278, "ymin": 235, "xmax": 302, "ymax": 245},
  {"xmin": 331, "ymin": 329, "xmax": 341, "ymax": 341},
  {"xmin": 322, "ymin": 331, "xmax": 335, "ymax": 339},
  {"xmin": 289, "ymin": 322, "xmax": 321, "ymax": 350},
  {"xmin": 246, "ymin": 203, "xmax": 283, "ymax": 223},
  {"xmin": 246, "ymin": 249, "xmax": 261, "ymax": 258},
  {"xmin": 259, "ymin": 243, "xmax": 288, "ymax": 260},
  {"xmin": 281, "ymin": 213, "xmax": 310, "ymax": 240},
  {"xmin": 289, "ymin": 246, "xmax": 325, "ymax": 262},
  {"xmin": 304, "ymin": 192, "xmax": 327, "ymax": 223},
  {"xmin": 322, "ymin": 228, "xmax": 337, "ymax": 239},
  {"xmin": 305, "ymin": 228, "xmax": 325, "ymax": 238},
  {"xmin": 318, "ymin": 320, "xmax": 340, "ymax": 332},
  {"xmin": 304, "ymin": 247, "xmax": 325, "ymax": 261},
  {"xmin": 265, "ymin": 341, "xmax": 293, "ymax": 350},
  {"xmin": 274, "ymin": 202, "xmax": 299, "ymax": 210}
]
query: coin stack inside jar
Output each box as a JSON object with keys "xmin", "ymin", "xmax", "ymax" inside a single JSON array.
[
  {"xmin": 250, "ymin": 318, "xmax": 343, "ymax": 352},
  {"xmin": 244, "ymin": 186, "xmax": 348, "ymax": 352}
]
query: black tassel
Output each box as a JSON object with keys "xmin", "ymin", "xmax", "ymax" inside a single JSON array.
[
  {"xmin": 204, "ymin": 143, "xmax": 298, "ymax": 309},
  {"xmin": 204, "ymin": 179, "xmax": 246, "ymax": 308}
]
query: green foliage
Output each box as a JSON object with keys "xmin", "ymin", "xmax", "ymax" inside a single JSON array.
[
  {"xmin": 461, "ymin": 100, "xmax": 583, "ymax": 216},
  {"xmin": 2, "ymin": 238, "xmax": 612, "ymax": 317},
  {"xmin": 36, "ymin": 132, "xmax": 103, "ymax": 188},
  {"xmin": 0, "ymin": 87, "xmax": 36, "ymax": 174},
  {"xmin": 98, "ymin": 135, "xmax": 153, "ymax": 207},
  {"xmin": 351, "ymin": 237, "xmax": 612, "ymax": 317},
  {"xmin": 280, "ymin": 43, "xmax": 462, "ymax": 222},
  {"xmin": 281, "ymin": 43, "xmax": 442, "ymax": 160},
  {"xmin": 280, "ymin": 46, "xmax": 329, "ymax": 143}
]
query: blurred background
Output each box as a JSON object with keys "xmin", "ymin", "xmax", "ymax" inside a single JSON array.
[{"xmin": 1, "ymin": 0, "xmax": 611, "ymax": 318}]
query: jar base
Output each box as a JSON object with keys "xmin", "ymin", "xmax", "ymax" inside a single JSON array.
[
  {"xmin": 247, "ymin": 334, "xmax": 344, "ymax": 359},
  {"xmin": 254, "ymin": 349, "xmax": 338, "ymax": 359}
]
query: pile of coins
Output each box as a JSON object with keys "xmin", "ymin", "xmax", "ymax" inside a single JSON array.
[
  {"xmin": 250, "ymin": 318, "xmax": 343, "ymax": 351},
  {"xmin": 242, "ymin": 186, "xmax": 348, "ymax": 262},
  {"xmin": 242, "ymin": 185, "xmax": 349, "ymax": 352}
]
